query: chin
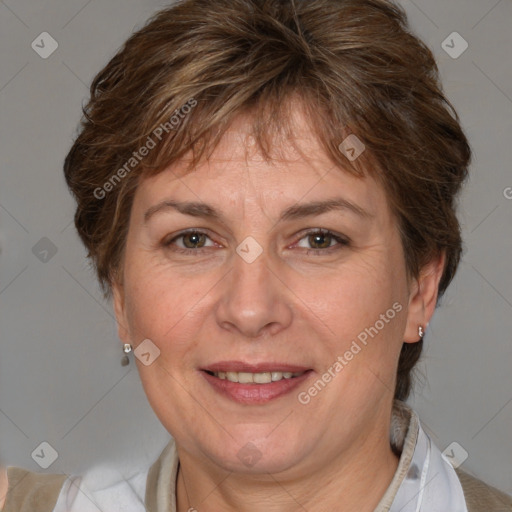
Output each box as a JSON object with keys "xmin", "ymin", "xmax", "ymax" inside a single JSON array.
[{"xmin": 205, "ymin": 433, "xmax": 307, "ymax": 475}]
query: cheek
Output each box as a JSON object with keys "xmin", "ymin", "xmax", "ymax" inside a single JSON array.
[
  {"xmin": 122, "ymin": 262, "xmax": 213, "ymax": 355},
  {"xmin": 299, "ymin": 252, "xmax": 408, "ymax": 382},
  {"xmin": 304, "ymin": 255, "xmax": 404, "ymax": 332}
]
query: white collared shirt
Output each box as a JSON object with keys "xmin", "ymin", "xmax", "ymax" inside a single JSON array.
[{"xmin": 52, "ymin": 401, "xmax": 468, "ymax": 512}]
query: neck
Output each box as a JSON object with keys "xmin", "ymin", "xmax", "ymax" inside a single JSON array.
[{"xmin": 176, "ymin": 425, "xmax": 399, "ymax": 512}]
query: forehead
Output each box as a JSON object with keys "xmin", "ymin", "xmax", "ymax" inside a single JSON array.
[{"xmin": 133, "ymin": 109, "xmax": 388, "ymax": 219}]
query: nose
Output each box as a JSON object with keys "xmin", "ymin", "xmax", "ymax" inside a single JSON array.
[{"xmin": 214, "ymin": 249, "xmax": 293, "ymax": 339}]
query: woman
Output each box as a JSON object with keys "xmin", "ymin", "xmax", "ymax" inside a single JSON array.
[{"xmin": 1, "ymin": 0, "xmax": 511, "ymax": 510}]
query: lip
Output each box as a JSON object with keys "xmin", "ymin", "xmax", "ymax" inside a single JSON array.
[
  {"xmin": 200, "ymin": 362, "xmax": 314, "ymax": 405},
  {"xmin": 202, "ymin": 361, "xmax": 311, "ymax": 373}
]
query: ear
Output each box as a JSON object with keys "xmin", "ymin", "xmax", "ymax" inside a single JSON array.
[
  {"xmin": 403, "ymin": 251, "xmax": 446, "ymax": 343},
  {"xmin": 112, "ymin": 279, "xmax": 131, "ymax": 345}
]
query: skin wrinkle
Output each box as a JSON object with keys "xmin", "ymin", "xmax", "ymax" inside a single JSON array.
[{"xmin": 112, "ymin": 108, "xmax": 444, "ymax": 512}]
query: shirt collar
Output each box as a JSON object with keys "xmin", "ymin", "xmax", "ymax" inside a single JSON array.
[{"xmin": 144, "ymin": 400, "xmax": 466, "ymax": 512}]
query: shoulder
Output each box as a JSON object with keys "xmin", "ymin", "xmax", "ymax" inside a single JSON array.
[
  {"xmin": 456, "ymin": 468, "xmax": 512, "ymax": 511},
  {"xmin": 1, "ymin": 466, "xmax": 67, "ymax": 512},
  {"xmin": 1, "ymin": 442, "xmax": 175, "ymax": 512},
  {"xmin": 1, "ymin": 463, "xmax": 148, "ymax": 512}
]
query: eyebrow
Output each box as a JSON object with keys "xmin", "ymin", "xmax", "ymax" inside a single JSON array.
[{"xmin": 143, "ymin": 197, "xmax": 372, "ymax": 224}]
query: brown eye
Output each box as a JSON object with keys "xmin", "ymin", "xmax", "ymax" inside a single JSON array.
[
  {"xmin": 163, "ymin": 230, "xmax": 215, "ymax": 252},
  {"xmin": 307, "ymin": 232, "xmax": 334, "ymax": 249},
  {"xmin": 295, "ymin": 229, "xmax": 349, "ymax": 253},
  {"xmin": 181, "ymin": 232, "xmax": 208, "ymax": 249}
]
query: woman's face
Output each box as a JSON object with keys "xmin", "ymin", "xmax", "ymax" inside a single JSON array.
[{"xmin": 113, "ymin": 110, "xmax": 433, "ymax": 476}]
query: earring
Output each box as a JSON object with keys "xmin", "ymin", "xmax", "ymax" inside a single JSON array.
[
  {"xmin": 418, "ymin": 325, "xmax": 424, "ymax": 339},
  {"xmin": 121, "ymin": 343, "xmax": 132, "ymax": 366}
]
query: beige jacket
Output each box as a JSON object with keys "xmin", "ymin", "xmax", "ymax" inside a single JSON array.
[
  {"xmin": 3, "ymin": 457, "xmax": 511, "ymax": 511},
  {"xmin": 3, "ymin": 402, "xmax": 511, "ymax": 511}
]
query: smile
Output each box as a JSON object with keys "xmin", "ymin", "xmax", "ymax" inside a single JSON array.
[
  {"xmin": 207, "ymin": 370, "xmax": 305, "ymax": 383},
  {"xmin": 201, "ymin": 368, "xmax": 313, "ymax": 404}
]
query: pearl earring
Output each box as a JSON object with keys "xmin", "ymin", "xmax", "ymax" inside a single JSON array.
[
  {"xmin": 418, "ymin": 325, "xmax": 424, "ymax": 339},
  {"xmin": 121, "ymin": 343, "xmax": 132, "ymax": 366}
]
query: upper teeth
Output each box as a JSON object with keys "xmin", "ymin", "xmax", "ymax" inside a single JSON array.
[{"xmin": 213, "ymin": 371, "xmax": 304, "ymax": 383}]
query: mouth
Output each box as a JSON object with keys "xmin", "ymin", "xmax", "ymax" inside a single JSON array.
[
  {"xmin": 200, "ymin": 363, "xmax": 313, "ymax": 404},
  {"xmin": 204, "ymin": 370, "xmax": 305, "ymax": 383}
]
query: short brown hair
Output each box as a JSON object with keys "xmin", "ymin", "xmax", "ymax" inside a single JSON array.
[{"xmin": 64, "ymin": 0, "xmax": 471, "ymax": 401}]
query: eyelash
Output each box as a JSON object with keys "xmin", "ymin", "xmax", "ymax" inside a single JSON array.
[{"xmin": 162, "ymin": 228, "xmax": 350, "ymax": 256}]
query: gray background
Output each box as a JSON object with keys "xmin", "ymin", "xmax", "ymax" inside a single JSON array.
[{"xmin": 1, "ymin": 0, "xmax": 511, "ymax": 497}]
